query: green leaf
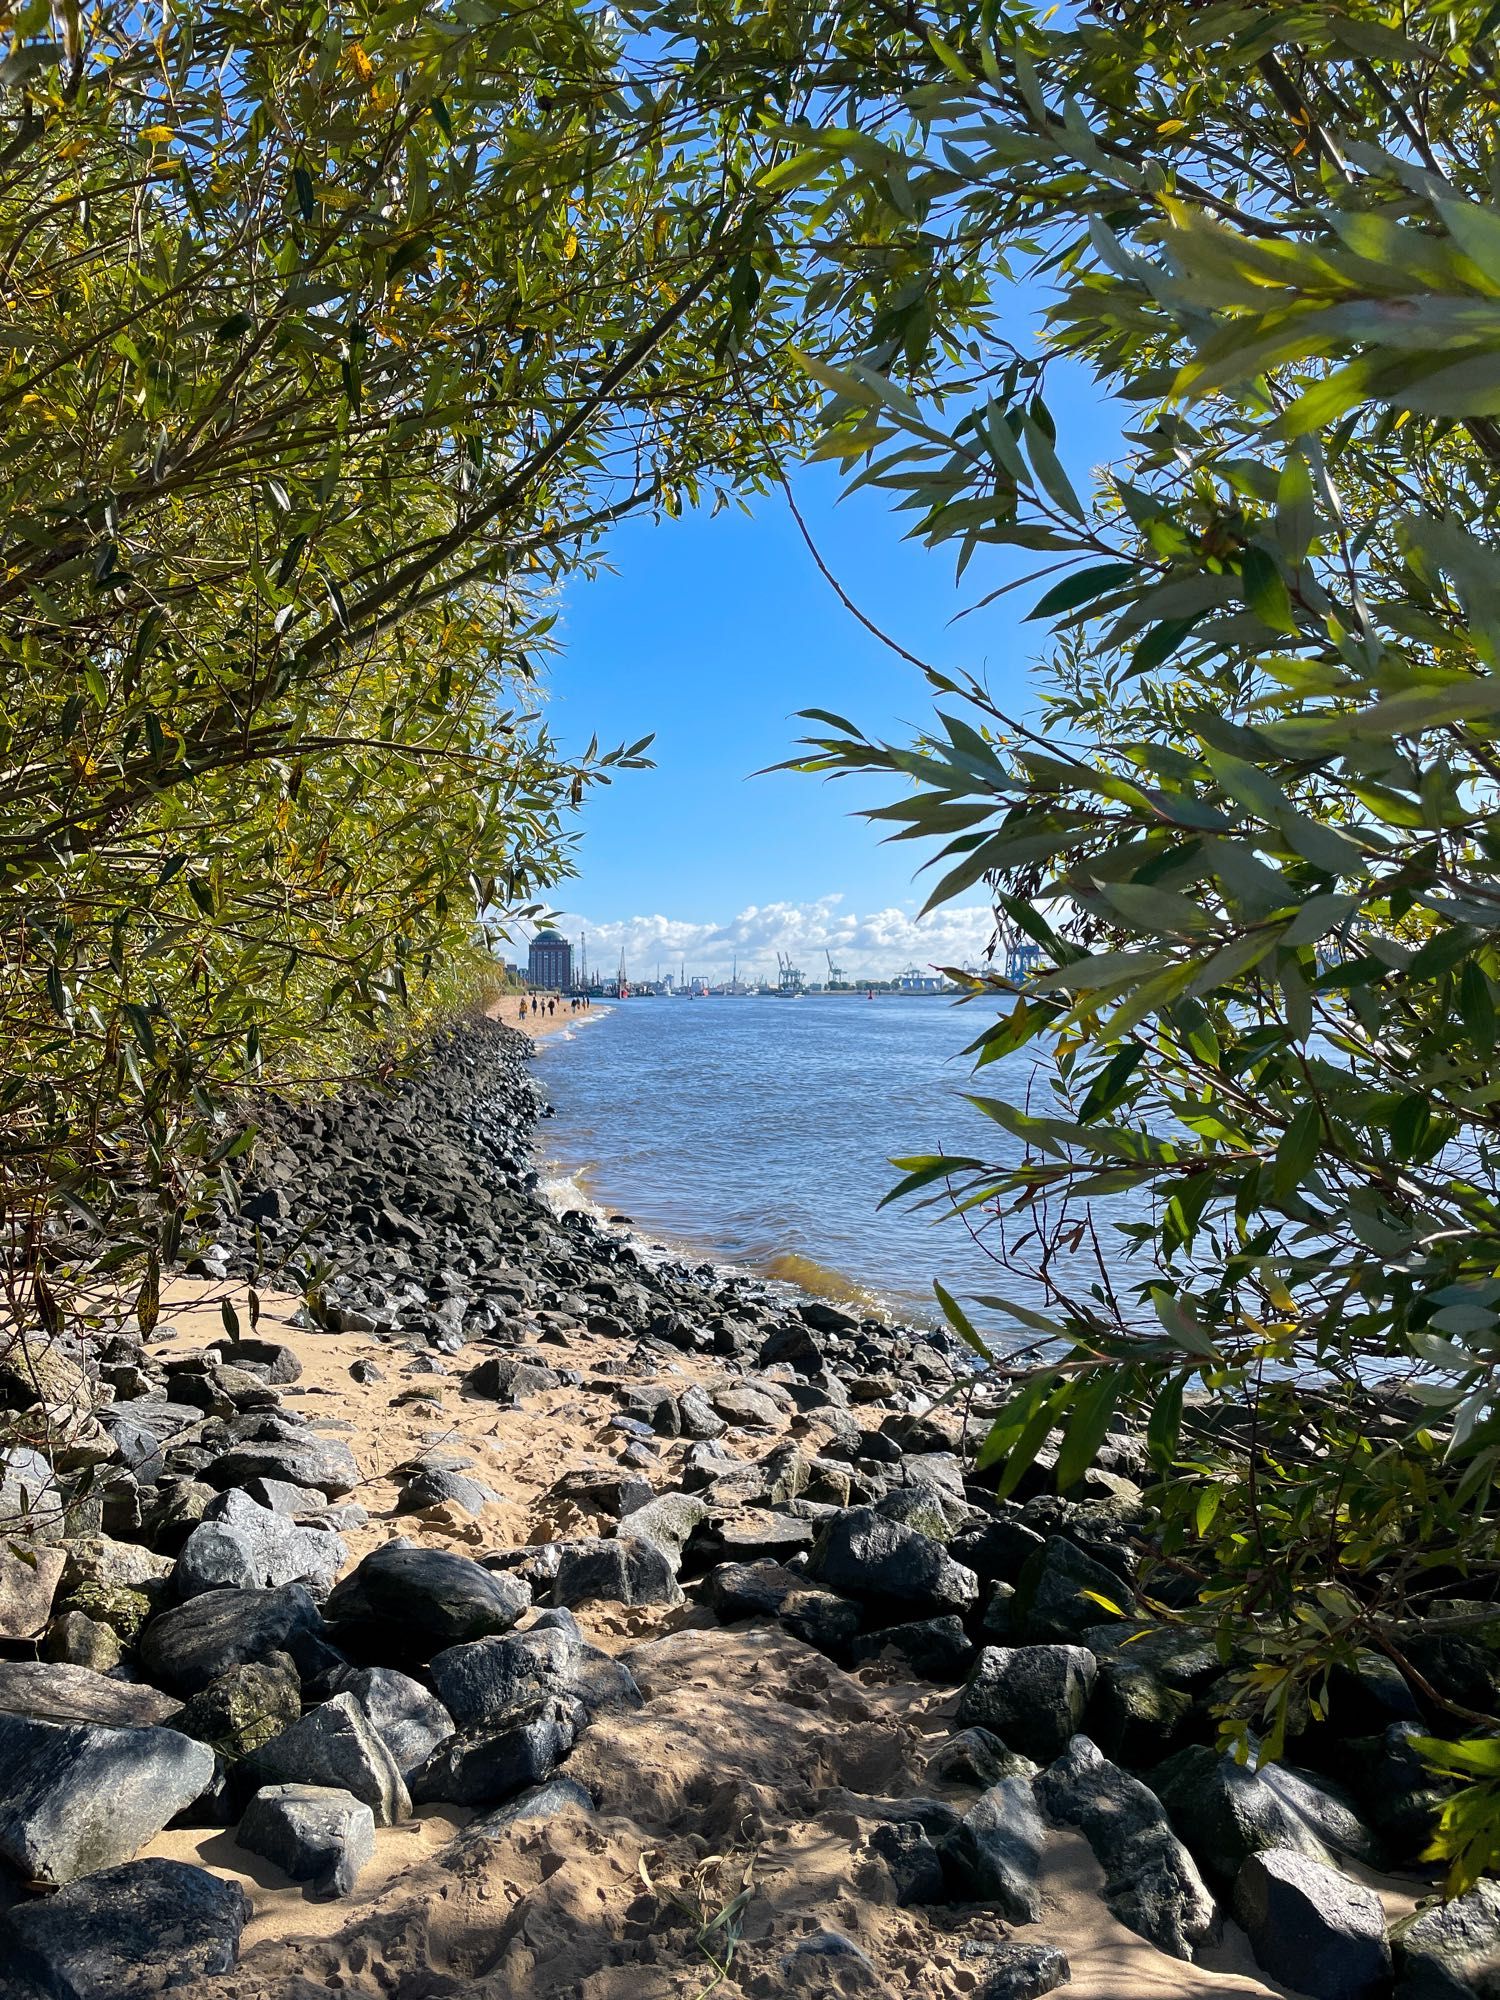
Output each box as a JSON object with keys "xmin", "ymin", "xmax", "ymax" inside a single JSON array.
[{"xmin": 1055, "ymin": 1367, "xmax": 1124, "ymax": 1489}]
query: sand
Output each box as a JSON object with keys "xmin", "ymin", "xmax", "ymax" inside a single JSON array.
[
  {"xmin": 486, "ymin": 995, "xmax": 608, "ymax": 1040},
  {"xmin": 127, "ymin": 1278, "xmax": 1403, "ymax": 1999}
]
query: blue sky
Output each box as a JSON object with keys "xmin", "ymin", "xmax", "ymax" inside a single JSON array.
[{"xmin": 541, "ymin": 348, "xmax": 1115, "ymax": 984}]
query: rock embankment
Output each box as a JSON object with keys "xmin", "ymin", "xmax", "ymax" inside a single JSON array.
[{"xmin": 0, "ymin": 1017, "xmax": 1489, "ymax": 2000}]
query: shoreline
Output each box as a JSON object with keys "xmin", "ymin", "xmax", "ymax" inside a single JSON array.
[{"xmin": 0, "ymin": 1019, "xmax": 1440, "ymax": 1999}]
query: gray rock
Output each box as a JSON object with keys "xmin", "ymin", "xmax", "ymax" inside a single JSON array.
[
  {"xmin": 958, "ymin": 1646, "xmax": 1097, "ymax": 1764},
  {"xmin": 0, "ymin": 1542, "xmax": 65, "ymax": 1640},
  {"xmin": 325, "ymin": 1541, "xmax": 531, "ymax": 1653},
  {"xmin": 1234, "ymin": 1849, "xmax": 1391, "ymax": 2000},
  {"xmin": 139, "ymin": 1581, "xmax": 329, "ymax": 1694},
  {"xmin": 711, "ymin": 1383, "xmax": 785, "ymax": 1429},
  {"xmin": 239, "ymin": 1783, "xmax": 375, "ymax": 1897},
  {"xmin": 410, "ymin": 1695, "xmax": 580, "ymax": 1807},
  {"xmin": 703, "ymin": 1559, "xmax": 864, "ymax": 1657},
  {"xmin": 465, "ymin": 1355, "xmax": 561, "ymax": 1402},
  {"xmin": 691, "ymin": 1507, "xmax": 818, "ymax": 1565},
  {"xmin": 1397, "ymin": 1880, "xmax": 1500, "ymax": 1999},
  {"xmin": 430, "ymin": 1626, "xmax": 640, "ymax": 1730},
  {"xmin": 464, "ymin": 1776, "xmax": 595, "ymax": 1838},
  {"xmin": 0, "ymin": 1446, "xmax": 70, "ymax": 1531},
  {"xmin": 1088, "ymin": 1655, "xmax": 1193, "ymax": 1766},
  {"xmin": 395, "ymin": 1467, "xmax": 496, "ymax": 1516},
  {"xmin": 1035, "ymin": 1735, "xmax": 1217, "ymax": 1961},
  {"xmin": 244, "ymin": 1691, "xmax": 410, "ymax": 1825},
  {"xmin": 334, "ymin": 1666, "xmax": 455, "ymax": 1784},
  {"xmin": 242, "ymin": 1476, "xmax": 316, "ymax": 1515},
  {"xmin": 869, "ymin": 1819, "xmax": 945, "ymax": 1905},
  {"xmin": 0, "ymin": 1713, "xmax": 214, "ymax": 1884},
  {"xmin": 938, "ymin": 1775, "xmax": 1046, "ymax": 1921},
  {"xmin": 173, "ymin": 1655, "xmax": 303, "ymax": 1760},
  {"xmin": 851, "ymin": 1614, "xmax": 972, "ymax": 1683},
  {"xmin": 1152, "ymin": 1743, "xmax": 1381, "ymax": 1891},
  {"xmin": 44, "ymin": 1610, "xmax": 123, "ymax": 1672},
  {"xmin": 61, "ymin": 1533, "xmax": 174, "ymax": 1595},
  {"xmin": 1344, "ymin": 1722, "xmax": 1452, "ymax": 1860},
  {"xmin": 0, "ymin": 1660, "xmax": 179, "ymax": 1728},
  {"xmin": 619, "ymin": 1492, "xmax": 708, "ymax": 1567},
  {"xmin": 676, "ymin": 1385, "xmax": 727, "ymax": 1438},
  {"xmin": 205, "ymin": 1437, "xmax": 360, "ymax": 1497},
  {"xmin": 1014, "ymin": 1537, "xmax": 1128, "ymax": 1644},
  {"xmin": 926, "ymin": 1728, "xmax": 1037, "ymax": 1789},
  {"xmin": 175, "ymin": 1491, "xmax": 346, "ymax": 1598},
  {"xmin": 219, "ymin": 1338, "xmax": 301, "ymax": 1384},
  {"xmin": 961, "ymin": 1940, "xmax": 1072, "ymax": 2000},
  {"xmin": 807, "ymin": 1507, "xmax": 979, "ymax": 1615},
  {"xmin": 550, "ymin": 1536, "xmax": 683, "ymax": 1609},
  {"xmin": 0, "ymin": 1857, "xmax": 247, "ymax": 1997}
]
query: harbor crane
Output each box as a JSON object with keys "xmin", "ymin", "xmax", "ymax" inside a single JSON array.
[{"xmin": 825, "ymin": 948, "xmax": 846, "ymax": 989}]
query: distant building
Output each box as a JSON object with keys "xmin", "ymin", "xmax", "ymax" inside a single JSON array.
[{"xmin": 528, "ymin": 929, "xmax": 572, "ymax": 989}]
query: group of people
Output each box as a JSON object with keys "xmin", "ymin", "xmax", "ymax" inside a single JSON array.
[{"xmin": 517, "ymin": 992, "xmax": 592, "ymax": 1020}]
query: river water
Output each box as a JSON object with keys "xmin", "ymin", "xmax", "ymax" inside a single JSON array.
[{"xmin": 533, "ymin": 992, "xmax": 1128, "ymax": 1337}]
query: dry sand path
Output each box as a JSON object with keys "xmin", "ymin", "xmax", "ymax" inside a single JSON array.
[{"xmin": 124, "ymin": 1279, "xmax": 1327, "ymax": 2000}]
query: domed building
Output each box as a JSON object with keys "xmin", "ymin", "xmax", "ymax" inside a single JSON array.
[{"xmin": 527, "ymin": 929, "xmax": 572, "ymax": 990}]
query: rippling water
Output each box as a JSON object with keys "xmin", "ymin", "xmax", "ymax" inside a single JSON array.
[{"xmin": 533, "ymin": 993, "xmax": 1132, "ymax": 1334}]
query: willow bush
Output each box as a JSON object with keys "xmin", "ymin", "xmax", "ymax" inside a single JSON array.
[
  {"xmin": 776, "ymin": 0, "xmax": 1500, "ymax": 1884},
  {"xmin": 0, "ymin": 0, "xmax": 945, "ymax": 1357}
]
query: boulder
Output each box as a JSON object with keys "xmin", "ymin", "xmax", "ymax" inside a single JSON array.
[
  {"xmin": 0, "ymin": 1660, "xmax": 178, "ymax": 1729},
  {"xmin": 927, "ymin": 1727, "xmax": 1037, "ymax": 1789},
  {"xmin": 173, "ymin": 1655, "xmax": 302, "ymax": 1760},
  {"xmin": 807, "ymin": 1507, "xmax": 979, "ymax": 1616},
  {"xmin": 618, "ymin": 1492, "xmax": 708, "ymax": 1568},
  {"xmin": 869, "ymin": 1818, "xmax": 945, "ymax": 1906},
  {"xmin": 1, "ymin": 1444, "xmax": 71, "ymax": 1531},
  {"xmin": 703, "ymin": 1559, "xmax": 863, "ymax": 1658},
  {"xmin": 332, "ymin": 1666, "xmax": 455, "ymax": 1785},
  {"xmin": 550, "ymin": 1536, "xmax": 683, "ymax": 1609},
  {"xmin": 465, "ymin": 1355, "xmax": 561, "ymax": 1402},
  {"xmin": 429, "ymin": 1626, "xmax": 639, "ymax": 1731},
  {"xmin": 1014, "ymin": 1537, "xmax": 1128, "ymax": 1645},
  {"xmin": 1234, "ymin": 1849, "xmax": 1391, "ymax": 2000},
  {"xmin": 44, "ymin": 1610, "xmax": 123, "ymax": 1673},
  {"xmin": 410, "ymin": 1694, "xmax": 580, "ymax": 1807},
  {"xmin": 395, "ymin": 1467, "xmax": 496, "ymax": 1516},
  {"xmin": 1152, "ymin": 1743, "xmax": 1382, "ymax": 1891},
  {"xmin": 174, "ymin": 1491, "xmax": 345, "ymax": 1598},
  {"xmin": 463, "ymin": 1775, "xmax": 596, "ymax": 1839},
  {"xmin": 139, "ymin": 1582, "xmax": 330, "ymax": 1694},
  {"xmin": 219, "ymin": 1337, "xmax": 301, "ymax": 1384},
  {"xmin": 961, "ymin": 1940, "xmax": 1072, "ymax": 2000},
  {"xmin": 205, "ymin": 1437, "xmax": 360, "ymax": 1498},
  {"xmin": 1087, "ymin": 1656, "xmax": 1193, "ymax": 1767},
  {"xmin": 239, "ymin": 1783, "xmax": 375, "ymax": 1897},
  {"xmin": 851, "ymin": 1615, "xmax": 973, "ymax": 1683},
  {"xmin": 1397, "ymin": 1880, "xmax": 1500, "ymax": 1999},
  {"xmin": 1342, "ymin": 1722, "xmax": 1452, "ymax": 1860},
  {"xmin": 0, "ymin": 1542, "xmax": 65, "ymax": 1640},
  {"xmin": 0, "ymin": 1713, "xmax": 214, "ymax": 1884},
  {"xmin": 1035, "ymin": 1735, "xmax": 1217, "ymax": 1961},
  {"xmin": 61, "ymin": 1533, "xmax": 174, "ymax": 1596},
  {"xmin": 325, "ymin": 1542, "xmax": 530, "ymax": 1654},
  {"xmin": 244, "ymin": 1691, "xmax": 410, "ymax": 1824},
  {"xmin": 690, "ymin": 1508, "xmax": 818, "ymax": 1566},
  {"xmin": 0, "ymin": 1857, "xmax": 247, "ymax": 1997},
  {"xmin": 958, "ymin": 1646, "xmax": 1096, "ymax": 1764},
  {"xmin": 937, "ymin": 1775, "xmax": 1046, "ymax": 1921}
]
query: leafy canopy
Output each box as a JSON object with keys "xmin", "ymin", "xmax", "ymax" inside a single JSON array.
[{"xmin": 780, "ymin": 0, "xmax": 1500, "ymax": 1885}]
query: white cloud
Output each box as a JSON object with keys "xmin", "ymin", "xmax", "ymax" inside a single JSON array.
[{"xmin": 536, "ymin": 894, "xmax": 998, "ymax": 982}]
